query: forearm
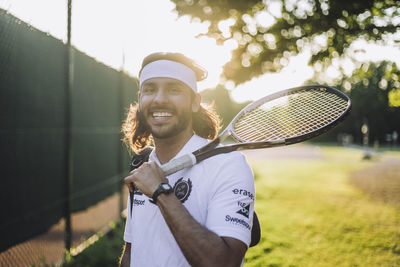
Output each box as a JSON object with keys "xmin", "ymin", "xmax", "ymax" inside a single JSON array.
[
  {"xmin": 119, "ymin": 242, "xmax": 131, "ymax": 267},
  {"xmin": 156, "ymin": 194, "xmax": 245, "ymax": 267}
]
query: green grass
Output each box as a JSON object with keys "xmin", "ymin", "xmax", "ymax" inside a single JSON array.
[
  {"xmin": 64, "ymin": 146, "xmax": 400, "ymax": 267},
  {"xmin": 62, "ymin": 221, "xmax": 125, "ymax": 267},
  {"xmin": 245, "ymin": 147, "xmax": 400, "ymax": 267}
]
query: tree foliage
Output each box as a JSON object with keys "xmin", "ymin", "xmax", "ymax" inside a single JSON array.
[
  {"xmin": 316, "ymin": 61, "xmax": 400, "ymax": 144},
  {"xmin": 200, "ymin": 85, "xmax": 248, "ymax": 128},
  {"xmin": 171, "ymin": 0, "xmax": 400, "ymax": 85}
]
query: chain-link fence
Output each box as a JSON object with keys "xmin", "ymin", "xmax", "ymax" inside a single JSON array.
[{"xmin": 0, "ymin": 7, "xmax": 137, "ymax": 266}]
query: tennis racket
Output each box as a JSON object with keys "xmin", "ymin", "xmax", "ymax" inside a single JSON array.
[{"xmin": 160, "ymin": 84, "xmax": 351, "ymax": 176}]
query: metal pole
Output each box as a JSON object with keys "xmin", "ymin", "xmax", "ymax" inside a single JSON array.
[
  {"xmin": 118, "ymin": 52, "xmax": 125, "ymax": 218},
  {"xmin": 65, "ymin": 0, "xmax": 73, "ymax": 254}
]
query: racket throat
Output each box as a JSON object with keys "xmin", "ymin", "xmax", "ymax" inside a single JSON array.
[
  {"xmin": 194, "ymin": 129, "xmax": 231, "ymax": 154},
  {"xmin": 195, "ymin": 145, "xmax": 238, "ymax": 163},
  {"xmin": 219, "ymin": 129, "xmax": 231, "ymax": 141}
]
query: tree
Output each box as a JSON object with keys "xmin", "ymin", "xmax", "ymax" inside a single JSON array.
[
  {"xmin": 171, "ymin": 0, "xmax": 400, "ymax": 85},
  {"xmin": 316, "ymin": 61, "xmax": 400, "ymax": 144},
  {"xmin": 200, "ymin": 85, "xmax": 249, "ymax": 128}
]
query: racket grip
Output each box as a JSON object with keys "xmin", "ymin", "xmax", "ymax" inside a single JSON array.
[{"xmin": 161, "ymin": 154, "xmax": 197, "ymax": 176}]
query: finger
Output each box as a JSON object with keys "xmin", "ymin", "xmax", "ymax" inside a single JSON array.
[
  {"xmin": 126, "ymin": 180, "xmax": 133, "ymax": 192},
  {"xmin": 124, "ymin": 175, "xmax": 131, "ymax": 185},
  {"xmin": 124, "ymin": 176, "xmax": 134, "ymax": 191},
  {"xmin": 152, "ymin": 162, "xmax": 166, "ymax": 180}
]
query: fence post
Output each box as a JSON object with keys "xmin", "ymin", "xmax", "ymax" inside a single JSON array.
[
  {"xmin": 118, "ymin": 55, "xmax": 125, "ymax": 218},
  {"xmin": 64, "ymin": 0, "xmax": 73, "ymax": 255}
]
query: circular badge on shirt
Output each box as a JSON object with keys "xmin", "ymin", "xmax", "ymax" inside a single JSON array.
[{"xmin": 173, "ymin": 178, "xmax": 192, "ymax": 203}]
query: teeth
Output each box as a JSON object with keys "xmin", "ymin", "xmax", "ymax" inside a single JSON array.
[{"xmin": 153, "ymin": 112, "xmax": 172, "ymax": 117}]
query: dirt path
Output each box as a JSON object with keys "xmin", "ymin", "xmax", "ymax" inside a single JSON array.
[
  {"xmin": 0, "ymin": 189, "xmax": 129, "ymax": 267},
  {"xmin": 350, "ymin": 156, "xmax": 400, "ymax": 209},
  {"xmin": 243, "ymin": 143, "xmax": 325, "ymax": 160}
]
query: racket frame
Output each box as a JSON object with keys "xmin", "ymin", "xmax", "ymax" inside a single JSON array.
[{"xmin": 232, "ymin": 85, "xmax": 350, "ymax": 143}]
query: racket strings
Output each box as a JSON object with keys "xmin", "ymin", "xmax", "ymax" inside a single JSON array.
[{"xmin": 232, "ymin": 89, "xmax": 348, "ymax": 142}]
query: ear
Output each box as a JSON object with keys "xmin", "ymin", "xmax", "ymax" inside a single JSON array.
[{"xmin": 192, "ymin": 93, "xmax": 201, "ymax": 113}]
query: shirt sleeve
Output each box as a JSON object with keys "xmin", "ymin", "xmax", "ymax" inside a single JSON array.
[
  {"xmin": 204, "ymin": 152, "xmax": 255, "ymax": 247},
  {"xmin": 123, "ymin": 194, "xmax": 134, "ymax": 243}
]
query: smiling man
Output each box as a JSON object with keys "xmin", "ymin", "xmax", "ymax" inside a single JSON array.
[{"xmin": 120, "ymin": 52, "xmax": 255, "ymax": 267}]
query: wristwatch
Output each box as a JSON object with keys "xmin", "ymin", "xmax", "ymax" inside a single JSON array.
[{"xmin": 152, "ymin": 183, "xmax": 173, "ymax": 204}]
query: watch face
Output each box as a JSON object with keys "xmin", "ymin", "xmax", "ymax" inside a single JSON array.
[{"xmin": 161, "ymin": 184, "xmax": 170, "ymax": 190}]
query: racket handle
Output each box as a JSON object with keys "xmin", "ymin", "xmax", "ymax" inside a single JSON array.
[{"xmin": 161, "ymin": 154, "xmax": 197, "ymax": 176}]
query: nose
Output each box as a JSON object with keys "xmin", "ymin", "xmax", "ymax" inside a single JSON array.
[{"xmin": 153, "ymin": 88, "xmax": 168, "ymax": 104}]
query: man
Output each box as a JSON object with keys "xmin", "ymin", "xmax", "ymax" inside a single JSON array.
[{"xmin": 120, "ymin": 52, "xmax": 255, "ymax": 267}]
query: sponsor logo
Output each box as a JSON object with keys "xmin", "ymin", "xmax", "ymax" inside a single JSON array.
[
  {"xmin": 225, "ymin": 215, "xmax": 251, "ymax": 230},
  {"xmin": 232, "ymin": 188, "xmax": 254, "ymax": 200},
  {"xmin": 236, "ymin": 203, "xmax": 250, "ymax": 218},
  {"xmin": 237, "ymin": 201, "xmax": 247, "ymax": 208},
  {"xmin": 131, "ymin": 158, "xmax": 144, "ymax": 168},
  {"xmin": 133, "ymin": 199, "xmax": 145, "ymax": 206},
  {"xmin": 173, "ymin": 177, "xmax": 192, "ymax": 203}
]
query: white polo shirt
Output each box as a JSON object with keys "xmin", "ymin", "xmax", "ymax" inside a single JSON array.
[{"xmin": 124, "ymin": 135, "xmax": 255, "ymax": 266}]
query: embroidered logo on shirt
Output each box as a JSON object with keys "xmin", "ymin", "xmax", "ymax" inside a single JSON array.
[
  {"xmin": 232, "ymin": 188, "xmax": 254, "ymax": 200},
  {"xmin": 133, "ymin": 198, "xmax": 145, "ymax": 206},
  {"xmin": 236, "ymin": 203, "xmax": 250, "ymax": 218},
  {"xmin": 173, "ymin": 177, "xmax": 192, "ymax": 203},
  {"xmin": 225, "ymin": 215, "xmax": 251, "ymax": 230}
]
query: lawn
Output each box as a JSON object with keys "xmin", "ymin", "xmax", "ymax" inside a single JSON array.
[
  {"xmin": 64, "ymin": 146, "xmax": 400, "ymax": 267},
  {"xmin": 244, "ymin": 146, "xmax": 400, "ymax": 267}
]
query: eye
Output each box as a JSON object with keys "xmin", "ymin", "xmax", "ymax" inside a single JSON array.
[
  {"xmin": 169, "ymin": 87, "xmax": 181, "ymax": 93},
  {"xmin": 168, "ymin": 85, "xmax": 184, "ymax": 94},
  {"xmin": 142, "ymin": 86, "xmax": 155, "ymax": 94}
]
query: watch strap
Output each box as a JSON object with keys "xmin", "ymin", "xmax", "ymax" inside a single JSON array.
[{"xmin": 152, "ymin": 183, "xmax": 173, "ymax": 204}]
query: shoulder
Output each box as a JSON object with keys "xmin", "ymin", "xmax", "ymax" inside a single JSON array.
[
  {"xmin": 189, "ymin": 135, "xmax": 209, "ymax": 149},
  {"xmin": 204, "ymin": 150, "xmax": 251, "ymax": 171},
  {"xmin": 198, "ymin": 151, "xmax": 254, "ymax": 190},
  {"xmin": 188, "ymin": 136, "xmax": 253, "ymax": 182}
]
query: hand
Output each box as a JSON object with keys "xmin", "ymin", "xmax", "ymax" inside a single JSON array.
[{"xmin": 124, "ymin": 161, "xmax": 168, "ymax": 198}]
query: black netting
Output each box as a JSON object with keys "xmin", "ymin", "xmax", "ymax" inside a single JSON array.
[{"xmin": 0, "ymin": 8, "xmax": 137, "ymax": 254}]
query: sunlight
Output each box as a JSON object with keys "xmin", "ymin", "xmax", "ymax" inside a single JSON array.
[
  {"xmin": 0, "ymin": 0, "xmax": 232, "ymax": 91},
  {"xmin": 71, "ymin": 0, "xmax": 231, "ymax": 91},
  {"xmin": 351, "ymin": 39, "xmax": 400, "ymax": 66},
  {"xmin": 231, "ymin": 52, "xmax": 314, "ymax": 103},
  {"xmin": 0, "ymin": 0, "xmax": 67, "ymax": 41},
  {"xmin": 1, "ymin": 0, "xmax": 398, "ymax": 103}
]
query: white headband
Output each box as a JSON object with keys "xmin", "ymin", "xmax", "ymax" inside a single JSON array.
[{"xmin": 139, "ymin": 60, "xmax": 198, "ymax": 93}]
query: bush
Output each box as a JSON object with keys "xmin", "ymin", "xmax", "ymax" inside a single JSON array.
[{"xmin": 63, "ymin": 220, "xmax": 125, "ymax": 267}]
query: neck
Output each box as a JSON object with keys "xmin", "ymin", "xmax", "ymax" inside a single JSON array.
[{"xmin": 153, "ymin": 127, "xmax": 194, "ymax": 164}]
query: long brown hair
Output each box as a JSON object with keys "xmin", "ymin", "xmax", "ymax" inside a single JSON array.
[
  {"xmin": 122, "ymin": 52, "xmax": 220, "ymax": 153},
  {"xmin": 121, "ymin": 99, "xmax": 221, "ymax": 154}
]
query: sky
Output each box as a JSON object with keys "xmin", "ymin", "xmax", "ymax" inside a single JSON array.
[{"xmin": 1, "ymin": 0, "xmax": 399, "ymax": 103}]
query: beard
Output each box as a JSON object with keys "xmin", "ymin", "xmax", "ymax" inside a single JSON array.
[{"xmin": 139, "ymin": 104, "xmax": 192, "ymax": 139}]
